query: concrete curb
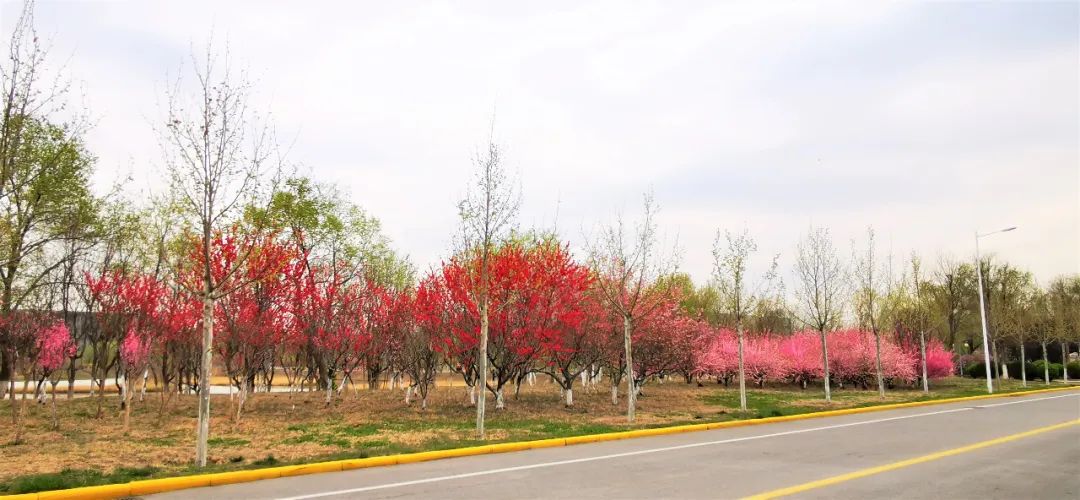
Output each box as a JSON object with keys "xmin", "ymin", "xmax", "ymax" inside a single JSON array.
[{"xmin": 4, "ymin": 385, "xmax": 1077, "ymax": 499}]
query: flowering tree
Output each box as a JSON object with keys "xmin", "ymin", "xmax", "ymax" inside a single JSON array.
[
  {"xmin": 923, "ymin": 339, "xmax": 955, "ymax": 379},
  {"xmin": 86, "ymin": 270, "xmax": 160, "ymax": 416},
  {"xmin": 434, "ymin": 240, "xmax": 590, "ymax": 409},
  {"xmin": 693, "ymin": 328, "xmax": 739, "ymax": 386},
  {"xmin": 119, "ymin": 327, "xmax": 152, "ymax": 432},
  {"xmin": 631, "ymin": 300, "xmax": 700, "ymax": 393},
  {"xmin": 780, "ymin": 331, "xmax": 824, "ymax": 389},
  {"xmin": 285, "ymin": 257, "xmax": 368, "ymax": 405},
  {"xmin": 32, "ymin": 320, "xmax": 75, "ymax": 431},
  {"xmin": 214, "ymin": 234, "xmax": 294, "ymax": 418},
  {"xmin": 742, "ymin": 335, "xmax": 786, "ymax": 387},
  {"xmin": 542, "ymin": 290, "xmax": 606, "ymax": 407}
]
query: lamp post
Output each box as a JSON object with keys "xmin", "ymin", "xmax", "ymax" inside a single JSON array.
[{"xmin": 975, "ymin": 226, "xmax": 1016, "ymax": 394}]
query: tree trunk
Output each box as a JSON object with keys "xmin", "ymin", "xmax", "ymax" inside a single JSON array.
[
  {"xmin": 919, "ymin": 330, "xmax": 928, "ymax": 393},
  {"xmin": 50, "ymin": 387, "xmax": 58, "ymax": 430},
  {"xmin": 140, "ymin": 368, "xmax": 149, "ymax": 402},
  {"xmin": 610, "ymin": 382, "xmax": 618, "ymax": 406},
  {"xmin": 819, "ymin": 328, "xmax": 831, "ymax": 402},
  {"xmin": 565, "ymin": 387, "xmax": 573, "ymax": 407},
  {"xmin": 195, "ymin": 293, "xmax": 214, "ymax": 467},
  {"xmin": 623, "ymin": 315, "xmax": 635, "ymax": 422},
  {"xmin": 67, "ymin": 363, "xmax": 76, "ymax": 400},
  {"xmin": 993, "ymin": 341, "xmax": 1003, "ymax": 380},
  {"xmin": 235, "ymin": 379, "xmax": 248, "ymax": 422},
  {"xmin": 1042, "ymin": 342, "xmax": 1049, "ymax": 384},
  {"xmin": 1062, "ymin": 342, "xmax": 1070, "ymax": 384},
  {"xmin": 10, "ymin": 378, "xmax": 21, "ymax": 444},
  {"xmin": 873, "ymin": 329, "xmax": 885, "ymax": 398},
  {"xmin": 123, "ymin": 375, "xmax": 132, "ymax": 433},
  {"xmin": 1020, "ymin": 343, "xmax": 1027, "ymax": 387},
  {"xmin": 736, "ymin": 324, "xmax": 747, "ymax": 412},
  {"xmin": 476, "ymin": 299, "xmax": 488, "ymax": 438},
  {"xmin": 495, "ymin": 388, "xmax": 505, "ymax": 409}
]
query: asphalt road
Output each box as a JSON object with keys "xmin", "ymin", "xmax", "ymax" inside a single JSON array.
[{"xmin": 150, "ymin": 390, "xmax": 1080, "ymax": 499}]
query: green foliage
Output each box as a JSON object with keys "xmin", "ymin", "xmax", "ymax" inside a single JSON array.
[
  {"xmin": 962, "ymin": 362, "xmax": 999, "ymax": 379},
  {"xmin": 0, "ymin": 117, "xmax": 100, "ymax": 312},
  {"xmin": 1031, "ymin": 360, "xmax": 1063, "ymax": 380},
  {"xmin": 1067, "ymin": 361, "xmax": 1080, "ymax": 379},
  {"xmin": 1005, "ymin": 361, "xmax": 1037, "ymax": 380},
  {"xmin": 248, "ymin": 176, "xmax": 415, "ymax": 290}
]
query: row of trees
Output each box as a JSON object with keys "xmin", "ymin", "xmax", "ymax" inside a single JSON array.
[{"xmin": 1, "ymin": 1, "xmax": 1077, "ymax": 464}]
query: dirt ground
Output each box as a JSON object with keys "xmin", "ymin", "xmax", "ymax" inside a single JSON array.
[{"xmin": 0, "ymin": 377, "xmax": 720, "ymax": 481}]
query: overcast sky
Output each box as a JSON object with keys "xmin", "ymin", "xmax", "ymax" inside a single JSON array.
[{"xmin": 4, "ymin": 1, "xmax": 1078, "ymax": 287}]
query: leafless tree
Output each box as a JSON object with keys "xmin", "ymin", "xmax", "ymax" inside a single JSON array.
[
  {"xmin": 401, "ymin": 316, "xmax": 439, "ymax": 410},
  {"xmin": 160, "ymin": 40, "xmax": 277, "ymax": 466},
  {"xmin": 852, "ymin": 227, "xmax": 886, "ymax": 398},
  {"xmin": 909, "ymin": 255, "xmax": 933, "ymax": 393},
  {"xmin": 794, "ymin": 226, "xmax": 845, "ymax": 402},
  {"xmin": 588, "ymin": 193, "xmax": 674, "ymax": 422},
  {"xmin": 457, "ymin": 135, "xmax": 518, "ymax": 439},
  {"xmin": 713, "ymin": 227, "xmax": 777, "ymax": 411}
]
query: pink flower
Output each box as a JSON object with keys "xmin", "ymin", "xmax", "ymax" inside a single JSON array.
[{"xmin": 35, "ymin": 321, "xmax": 75, "ymax": 373}]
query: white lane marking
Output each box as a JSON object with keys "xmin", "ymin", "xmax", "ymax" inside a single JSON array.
[
  {"xmin": 974, "ymin": 393, "xmax": 1079, "ymax": 408},
  {"xmin": 276, "ymin": 392, "xmax": 1078, "ymax": 500}
]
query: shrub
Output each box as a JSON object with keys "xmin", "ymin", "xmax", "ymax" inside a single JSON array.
[
  {"xmin": 963, "ymin": 362, "xmax": 998, "ymax": 379},
  {"xmin": 1005, "ymin": 361, "xmax": 1038, "ymax": 380},
  {"xmin": 1032, "ymin": 360, "xmax": 1063, "ymax": 381},
  {"xmin": 924, "ymin": 340, "xmax": 955, "ymax": 379},
  {"xmin": 1067, "ymin": 361, "xmax": 1080, "ymax": 379}
]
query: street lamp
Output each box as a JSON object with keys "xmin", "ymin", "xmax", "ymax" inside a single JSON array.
[{"xmin": 975, "ymin": 226, "xmax": 1016, "ymax": 394}]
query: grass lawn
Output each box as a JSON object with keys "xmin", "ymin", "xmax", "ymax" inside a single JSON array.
[{"xmin": 0, "ymin": 376, "xmax": 1066, "ymax": 494}]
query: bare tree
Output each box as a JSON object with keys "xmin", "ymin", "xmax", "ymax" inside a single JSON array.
[
  {"xmin": 457, "ymin": 135, "xmax": 518, "ymax": 439},
  {"xmin": 160, "ymin": 41, "xmax": 276, "ymax": 466},
  {"xmin": 713, "ymin": 228, "xmax": 777, "ymax": 411},
  {"xmin": 1030, "ymin": 290, "xmax": 1055, "ymax": 384},
  {"xmin": 588, "ymin": 193, "xmax": 674, "ymax": 422},
  {"xmin": 793, "ymin": 226, "xmax": 845, "ymax": 402},
  {"xmin": 909, "ymin": 255, "xmax": 932, "ymax": 393},
  {"xmin": 852, "ymin": 227, "xmax": 886, "ymax": 398},
  {"xmin": 1007, "ymin": 271, "xmax": 1039, "ymax": 388}
]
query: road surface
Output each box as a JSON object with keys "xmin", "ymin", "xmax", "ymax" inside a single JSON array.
[{"xmin": 151, "ymin": 390, "xmax": 1080, "ymax": 499}]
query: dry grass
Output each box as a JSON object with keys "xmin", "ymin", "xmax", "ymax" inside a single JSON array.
[{"xmin": 0, "ymin": 378, "xmax": 714, "ymax": 482}]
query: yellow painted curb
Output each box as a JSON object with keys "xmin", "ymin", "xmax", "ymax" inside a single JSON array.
[
  {"xmin": 4, "ymin": 385, "xmax": 1076, "ymax": 499},
  {"xmin": 128, "ymin": 476, "xmax": 210, "ymax": 496},
  {"xmin": 34, "ymin": 483, "xmax": 131, "ymax": 500},
  {"xmin": 341, "ymin": 455, "xmax": 397, "ymax": 471},
  {"xmin": 206, "ymin": 468, "xmax": 281, "ymax": 486}
]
